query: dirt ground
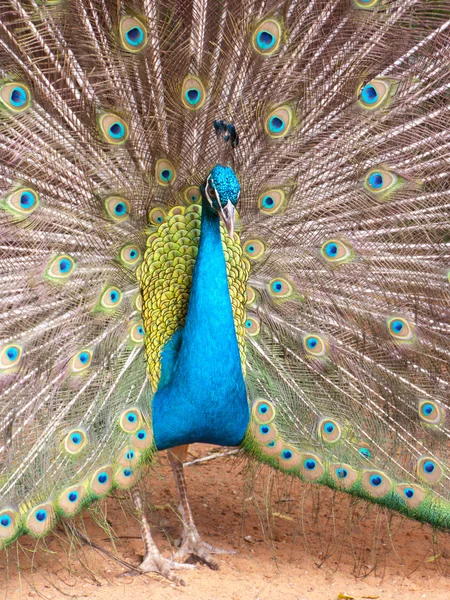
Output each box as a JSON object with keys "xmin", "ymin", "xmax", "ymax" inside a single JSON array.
[{"xmin": 1, "ymin": 444, "xmax": 450, "ymax": 600}]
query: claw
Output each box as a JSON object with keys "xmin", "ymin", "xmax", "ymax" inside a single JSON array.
[
  {"xmin": 121, "ymin": 553, "xmax": 196, "ymax": 586},
  {"xmin": 173, "ymin": 530, "xmax": 235, "ymax": 571}
]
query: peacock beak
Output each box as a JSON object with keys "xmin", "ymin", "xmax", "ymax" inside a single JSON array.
[{"xmin": 218, "ymin": 200, "xmax": 236, "ymax": 237}]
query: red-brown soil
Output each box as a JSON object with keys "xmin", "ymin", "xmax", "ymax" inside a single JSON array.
[{"xmin": 1, "ymin": 444, "xmax": 450, "ymax": 600}]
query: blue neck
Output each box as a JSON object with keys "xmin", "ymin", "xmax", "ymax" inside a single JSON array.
[{"xmin": 151, "ymin": 197, "xmax": 249, "ymax": 450}]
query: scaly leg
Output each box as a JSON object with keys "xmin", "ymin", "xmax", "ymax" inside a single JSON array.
[
  {"xmin": 168, "ymin": 445, "xmax": 235, "ymax": 570},
  {"xmin": 125, "ymin": 487, "xmax": 195, "ymax": 585}
]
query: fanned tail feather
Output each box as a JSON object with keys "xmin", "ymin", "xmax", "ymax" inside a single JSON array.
[{"xmin": 0, "ymin": 0, "xmax": 448, "ymax": 550}]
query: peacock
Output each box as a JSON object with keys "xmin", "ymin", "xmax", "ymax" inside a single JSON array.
[{"xmin": 0, "ymin": 0, "xmax": 449, "ymax": 586}]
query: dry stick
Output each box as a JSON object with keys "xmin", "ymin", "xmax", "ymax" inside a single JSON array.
[{"xmin": 183, "ymin": 449, "xmax": 240, "ymax": 467}]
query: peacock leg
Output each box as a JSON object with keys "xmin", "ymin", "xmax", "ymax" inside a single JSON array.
[
  {"xmin": 168, "ymin": 445, "xmax": 235, "ymax": 570},
  {"xmin": 125, "ymin": 487, "xmax": 195, "ymax": 585}
]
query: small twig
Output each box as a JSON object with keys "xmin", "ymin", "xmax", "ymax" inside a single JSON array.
[
  {"xmin": 66, "ymin": 523, "xmax": 142, "ymax": 574},
  {"xmin": 183, "ymin": 449, "xmax": 240, "ymax": 467}
]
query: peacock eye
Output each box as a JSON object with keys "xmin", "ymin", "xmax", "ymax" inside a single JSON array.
[
  {"xmin": 181, "ymin": 75, "xmax": 206, "ymax": 110},
  {"xmin": 258, "ymin": 189, "xmax": 286, "ymax": 215},
  {"xmin": 155, "ymin": 159, "xmax": 176, "ymax": 186},
  {"xmin": 207, "ymin": 183, "xmax": 216, "ymax": 198},
  {"xmin": 245, "ymin": 315, "xmax": 260, "ymax": 336},
  {"xmin": 358, "ymin": 79, "xmax": 394, "ymax": 110},
  {"xmin": 265, "ymin": 106, "xmax": 293, "ymax": 139},
  {"xmin": 105, "ymin": 196, "xmax": 130, "ymax": 221},
  {"xmin": 0, "ymin": 344, "xmax": 22, "ymax": 370},
  {"xmin": 46, "ymin": 254, "xmax": 76, "ymax": 281},
  {"xmin": 303, "ymin": 334, "xmax": 327, "ymax": 357},
  {"xmin": 418, "ymin": 399, "xmax": 444, "ymax": 426},
  {"xmin": 363, "ymin": 168, "xmax": 402, "ymax": 201},
  {"xmin": 4, "ymin": 187, "xmax": 40, "ymax": 216},
  {"xmin": 120, "ymin": 16, "xmax": 148, "ymax": 53},
  {"xmin": 320, "ymin": 239, "xmax": 353, "ymax": 265},
  {"xmin": 69, "ymin": 349, "xmax": 92, "ymax": 373},
  {"xmin": 99, "ymin": 113, "xmax": 129, "ymax": 144},
  {"xmin": 387, "ymin": 317, "xmax": 413, "ymax": 341},
  {"xmin": 148, "ymin": 207, "xmax": 166, "ymax": 225},
  {"xmin": 185, "ymin": 186, "xmax": 201, "ymax": 204},
  {"xmin": 319, "ymin": 418, "xmax": 342, "ymax": 443},
  {"xmin": 268, "ymin": 277, "xmax": 294, "ymax": 299},
  {"xmin": 64, "ymin": 429, "xmax": 87, "ymax": 454},
  {"xmin": 252, "ymin": 18, "xmax": 282, "ymax": 56},
  {"xmin": 120, "ymin": 408, "xmax": 143, "ymax": 432},
  {"xmin": 100, "ymin": 286, "xmax": 123, "ymax": 309},
  {"xmin": 417, "ymin": 456, "xmax": 443, "ymax": 484},
  {"xmin": 0, "ymin": 82, "xmax": 31, "ymax": 113}
]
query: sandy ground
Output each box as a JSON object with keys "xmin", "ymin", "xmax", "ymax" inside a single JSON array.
[{"xmin": 1, "ymin": 444, "xmax": 450, "ymax": 600}]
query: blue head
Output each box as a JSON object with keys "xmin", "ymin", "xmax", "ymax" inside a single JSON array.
[{"xmin": 204, "ymin": 165, "xmax": 240, "ymax": 236}]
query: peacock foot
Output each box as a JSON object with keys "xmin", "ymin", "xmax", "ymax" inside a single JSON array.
[
  {"xmin": 173, "ymin": 528, "xmax": 236, "ymax": 570},
  {"xmin": 122, "ymin": 551, "xmax": 196, "ymax": 586}
]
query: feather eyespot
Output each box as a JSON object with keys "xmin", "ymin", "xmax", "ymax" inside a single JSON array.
[
  {"xmin": 149, "ymin": 207, "xmax": 166, "ymax": 225},
  {"xmin": 0, "ymin": 82, "xmax": 31, "ymax": 113},
  {"xmin": 120, "ymin": 244, "xmax": 141, "ymax": 266},
  {"xmin": 181, "ymin": 76, "xmax": 206, "ymax": 110},
  {"xmin": 184, "ymin": 186, "xmax": 201, "ymax": 204},
  {"xmin": 246, "ymin": 286, "xmax": 256, "ymax": 305},
  {"xmin": 354, "ymin": 0, "xmax": 379, "ymax": 7},
  {"xmin": 252, "ymin": 399, "xmax": 276, "ymax": 424},
  {"xmin": 278, "ymin": 446, "xmax": 302, "ymax": 469},
  {"xmin": 258, "ymin": 189, "xmax": 286, "ymax": 215},
  {"xmin": 252, "ymin": 18, "xmax": 282, "ymax": 55},
  {"xmin": 319, "ymin": 418, "xmax": 342, "ymax": 443},
  {"xmin": 115, "ymin": 466, "xmax": 139, "ymax": 488},
  {"xmin": 64, "ymin": 429, "xmax": 87, "ymax": 454},
  {"xmin": 359, "ymin": 447, "xmax": 371, "ymax": 459},
  {"xmin": 395, "ymin": 483, "xmax": 425, "ymax": 509},
  {"xmin": 265, "ymin": 106, "xmax": 293, "ymax": 139},
  {"xmin": 418, "ymin": 400, "xmax": 443, "ymax": 426},
  {"xmin": 358, "ymin": 79, "xmax": 394, "ymax": 110},
  {"xmin": 135, "ymin": 294, "xmax": 143, "ymax": 312},
  {"xmin": 268, "ymin": 277, "xmax": 294, "ymax": 299},
  {"xmin": 131, "ymin": 424, "xmax": 153, "ymax": 449},
  {"xmin": 27, "ymin": 504, "xmax": 55, "ymax": 537},
  {"xmin": 300, "ymin": 453, "xmax": 324, "ymax": 480},
  {"xmin": 0, "ymin": 510, "xmax": 18, "ymax": 545},
  {"xmin": 387, "ymin": 317, "xmax": 413, "ymax": 341},
  {"xmin": 117, "ymin": 446, "xmax": 140, "ymax": 467},
  {"xmin": 69, "ymin": 349, "xmax": 92, "ymax": 373},
  {"xmin": 243, "ymin": 239, "xmax": 265, "ymax": 259},
  {"xmin": 321, "ymin": 239, "xmax": 353, "ymax": 264},
  {"xmin": 253, "ymin": 422, "xmax": 277, "ymax": 443},
  {"xmin": 129, "ymin": 321, "xmax": 145, "ymax": 344},
  {"xmin": 303, "ymin": 334, "xmax": 327, "ymax": 357},
  {"xmin": 362, "ymin": 470, "xmax": 391, "ymax": 497},
  {"xmin": 0, "ymin": 344, "xmax": 22, "ymax": 370},
  {"xmin": 417, "ymin": 457, "xmax": 443, "ymax": 484},
  {"xmin": 100, "ymin": 286, "xmax": 123, "ymax": 309},
  {"xmin": 90, "ymin": 467, "xmax": 113, "ymax": 496},
  {"xmin": 364, "ymin": 168, "xmax": 402, "ymax": 200},
  {"xmin": 105, "ymin": 196, "xmax": 130, "ymax": 221},
  {"xmin": 155, "ymin": 159, "xmax": 176, "ymax": 186},
  {"xmin": 57, "ymin": 485, "xmax": 85, "ymax": 515},
  {"xmin": 46, "ymin": 254, "xmax": 75, "ymax": 281},
  {"xmin": 4, "ymin": 187, "xmax": 40, "ymax": 216},
  {"xmin": 99, "ymin": 113, "xmax": 129, "ymax": 144},
  {"xmin": 120, "ymin": 408, "xmax": 143, "ymax": 433},
  {"xmin": 245, "ymin": 315, "xmax": 260, "ymax": 336},
  {"xmin": 120, "ymin": 16, "xmax": 148, "ymax": 52},
  {"xmin": 331, "ymin": 463, "xmax": 358, "ymax": 488}
]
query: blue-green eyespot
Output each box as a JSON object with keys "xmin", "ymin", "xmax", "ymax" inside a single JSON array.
[{"xmin": 120, "ymin": 16, "xmax": 148, "ymax": 53}]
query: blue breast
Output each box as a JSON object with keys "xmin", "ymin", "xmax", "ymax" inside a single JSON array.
[{"xmin": 151, "ymin": 199, "xmax": 249, "ymax": 450}]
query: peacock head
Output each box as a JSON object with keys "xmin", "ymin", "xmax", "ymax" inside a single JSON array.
[{"xmin": 203, "ymin": 164, "xmax": 240, "ymax": 236}]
